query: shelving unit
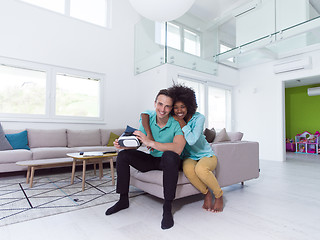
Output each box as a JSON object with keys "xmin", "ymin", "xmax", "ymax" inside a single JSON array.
[{"xmin": 295, "ymin": 132, "xmax": 320, "ymax": 155}]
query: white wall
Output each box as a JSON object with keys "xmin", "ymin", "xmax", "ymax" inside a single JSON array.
[
  {"xmin": 0, "ymin": 0, "xmax": 141, "ymax": 130},
  {"xmin": 0, "ymin": 0, "xmax": 238, "ymax": 133},
  {"xmin": 234, "ymin": 48, "xmax": 320, "ymax": 161}
]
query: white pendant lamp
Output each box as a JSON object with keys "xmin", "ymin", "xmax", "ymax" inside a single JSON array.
[{"xmin": 129, "ymin": 0, "xmax": 196, "ymax": 22}]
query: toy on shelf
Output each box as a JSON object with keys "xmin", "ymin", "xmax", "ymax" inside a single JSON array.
[
  {"xmin": 286, "ymin": 138, "xmax": 296, "ymax": 152},
  {"xmin": 295, "ymin": 131, "xmax": 320, "ymax": 155}
]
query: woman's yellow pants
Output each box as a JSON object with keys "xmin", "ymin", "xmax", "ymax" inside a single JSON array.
[{"xmin": 183, "ymin": 156, "xmax": 223, "ymax": 198}]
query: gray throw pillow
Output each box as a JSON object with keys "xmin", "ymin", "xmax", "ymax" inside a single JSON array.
[
  {"xmin": 213, "ymin": 128, "xmax": 231, "ymax": 143},
  {"xmin": 0, "ymin": 123, "xmax": 13, "ymax": 151},
  {"xmin": 203, "ymin": 128, "xmax": 216, "ymax": 143},
  {"xmin": 228, "ymin": 132, "xmax": 244, "ymax": 142}
]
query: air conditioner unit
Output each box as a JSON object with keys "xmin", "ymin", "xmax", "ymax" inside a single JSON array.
[
  {"xmin": 308, "ymin": 87, "xmax": 320, "ymax": 96},
  {"xmin": 273, "ymin": 57, "xmax": 312, "ymax": 74}
]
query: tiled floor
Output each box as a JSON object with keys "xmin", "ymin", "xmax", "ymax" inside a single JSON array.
[{"xmin": 0, "ymin": 153, "xmax": 319, "ymax": 240}]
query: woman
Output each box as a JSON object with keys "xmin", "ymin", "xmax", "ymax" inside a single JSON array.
[
  {"xmin": 169, "ymin": 84, "xmax": 223, "ymax": 212},
  {"xmin": 141, "ymin": 84, "xmax": 223, "ymax": 212}
]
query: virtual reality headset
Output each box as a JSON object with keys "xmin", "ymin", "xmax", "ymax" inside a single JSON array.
[
  {"xmin": 118, "ymin": 135, "xmax": 141, "ymax": 148},
  {"xmin": 118, "ymin": 125, "xmax": 141, "ymax": 148}
]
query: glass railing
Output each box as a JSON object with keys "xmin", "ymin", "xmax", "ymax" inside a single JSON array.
[
  {"xmin": 134, "ymin": 17, "xmax": 218, "ymax": 75},
  {"xmin": 134, "ymin": 18, "xmax": 165, "ymax": 74},
  {"xmin": 215, "ymin": 0, "xmax": 320, "ymax": 68},
  {"xmin": 134, "ymin": 0, "xmax": 320, "ymax": 74}
]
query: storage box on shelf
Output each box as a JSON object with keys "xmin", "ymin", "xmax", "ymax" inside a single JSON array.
[{"xmin": 295, "ymin": 131, "xmax": 320, "ymax": 155}]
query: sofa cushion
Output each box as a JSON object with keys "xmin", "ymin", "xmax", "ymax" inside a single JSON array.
[
  {"xmin": 67, "ymin": 129, "xmax": 101, "ymax": 147},
  {"xmin": 203, "ymin": 128, "xmax": 216, "ymax": 143},
  {"xmin": 100, "ymin": 129, "xmax": 125, "ymax": 146},
  {"xmin": 5, "ymin": 130, "xmax": 30, "ymax": 150},
  {"xmin": 0, "ymin": 149, "xmax": 32, "ymax": 163},
  {"xmin": 27, "ymin": 129, "xmax": 67, "ymax": 148},
  {"xmin": 0, "ymin": 123, "xmax": 13, "ymax": 151},
  {"xmin": 228, "ymin": 132, "xmax": 244, "ymax": 142},
  {"xmin": 31, "ymin": 147, "xmax": 76, "ymax": 160},
  {"xmin": 213, "ymin": 128, "xmax": 230, "ymax": 143}
]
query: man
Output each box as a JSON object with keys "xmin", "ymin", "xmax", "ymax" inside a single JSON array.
[{"xmin": 105, "ymin": 89, "xmax": 186, "ymax": 230}]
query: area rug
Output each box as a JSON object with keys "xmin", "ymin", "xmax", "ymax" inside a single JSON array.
[{"xmin": 0, "ymin": 169, "xmax": 144, "ymax": 227}]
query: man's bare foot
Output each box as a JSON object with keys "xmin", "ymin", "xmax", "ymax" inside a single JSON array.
[
  {"xmin": 202, "ymin": 192, "xmax": 213, "ymax": 211},
  {"xmin": 211, "ymin": 196, "xmax": 223, "ymax": 212}
]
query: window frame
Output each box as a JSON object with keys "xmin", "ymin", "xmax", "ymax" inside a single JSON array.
[
  {"xmin": 18, "ymin": 0, "xmax": 112, "ymax": 29},
  {"xmin": 160, "ymin": 21, "xmax": 202, "ymax": 57},
  {"xmin": 176, "ymin": 74, "xmax": 232, "ymax": 131},
  {"xmin": 0, "ymin": 57, "xmax": 105, "ymax": 124}
]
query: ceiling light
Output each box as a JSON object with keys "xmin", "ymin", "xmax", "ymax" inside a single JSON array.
[{"xmin": 129, "ymin": 0, "xmax": 195, "ymax": 22}]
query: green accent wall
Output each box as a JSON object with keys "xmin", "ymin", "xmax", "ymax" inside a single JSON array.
[{"xmin": 285, "ymin": 84, "xmax": 320, "ymax": 140}]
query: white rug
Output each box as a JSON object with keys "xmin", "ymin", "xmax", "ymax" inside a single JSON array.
[{"xmin": 0, "ymin": 169, "xmax": 144, "ymax": 227}]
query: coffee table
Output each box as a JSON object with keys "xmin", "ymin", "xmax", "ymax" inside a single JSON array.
[
  {"xmin": 16, "ymin": 158, "xmax": 74, "ymax": 188},
  {"xmin": 67, "ymin": 152, "xmax": 117, "ymax": 191}
]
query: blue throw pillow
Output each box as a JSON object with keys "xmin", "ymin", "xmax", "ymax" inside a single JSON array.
[{"xmin": 5, "ymin": 130, "xmax": 30, "ymax": 150}]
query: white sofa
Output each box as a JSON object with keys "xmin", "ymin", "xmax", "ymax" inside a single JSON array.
[
  {"xmin": 0, "ymin": 128, "xmax": 124, "ymax": 173},
  {"xmin": 1, "ymin": 128, "xmax": 259, "ymax": 201},
  {"xmin": 130, "ymin": 139, "xmax": 260, "ymax": 199}
]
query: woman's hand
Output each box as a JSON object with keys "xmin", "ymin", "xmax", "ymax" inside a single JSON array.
[
  {"xmin": 173, "ymin": 115, "xmax": 187, "ymax": 128},
  {"xmin": 173, "ymin": 115, "xmax": 183, "ymax": 121}
]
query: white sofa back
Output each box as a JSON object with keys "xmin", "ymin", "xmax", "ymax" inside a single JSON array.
[
  {"xmin": 4, "ymin": 128, "xmax": 126, "ymax": 149},
  {"xmin": 28, "ymin": 129, "xmax": 67, "ymax": 148}
]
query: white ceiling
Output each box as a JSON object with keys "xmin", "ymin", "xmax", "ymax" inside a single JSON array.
[
  {"xmin": 188, "ymin": 0, "xmax": 254, "ymax": 22},
  {"xmin": 189, "ymin": 0, "xmax": 320, "ymax": 22}
]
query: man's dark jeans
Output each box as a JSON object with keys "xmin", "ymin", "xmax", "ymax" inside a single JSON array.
[{"xmin": 116, "ymin": 149, "xmax": 181, "ymax": 200}]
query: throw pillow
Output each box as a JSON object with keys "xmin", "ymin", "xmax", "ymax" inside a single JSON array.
[
  {"xmin": 203, "ymin": 128, "xmax": 216, "ymax": 143},
  {"xmin": 5, "ymin": 130, "xmax": 30, "ymax": 150},
  {"xmin": 0, "ymin": 123, "xmax": 13, "ymax": 151},
  {"xmin": 107, "ymin": 132, "xmax": 120, "ymax": 146},
  {"xmin": 228, "ymin": 132, "xmax": 244, "ymax": 142},
  {"xmin": 213, "ymin": 128, "xmax": 230, "ymax": 143}
]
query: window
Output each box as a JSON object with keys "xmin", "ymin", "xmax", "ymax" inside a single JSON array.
[
  {"xmin": 0, "ymin": 65, "xmax": 46, "ymax": 115},
  {"xmin": 207, "ymin": 86, "xmax": 231, "ymax": 130},
  {"xmin": 21, "ymin": 0, "xmax": 65, "ymax": 13},
  {"xmin": 176, "ymin": 77, "xmax": 205, "ymax": 115},
  {"xmin": 184, "ymin": 29, "xmax": 200, "ymax": 56},
  {"xmin": 70, "ymin": 0, "xmax": 107, "ymax": 27},
  {"xmin": 0, "ymin": 59, "xmax": 104, "ymax": 122},
  {"xmin": 158, "ymin": 22, "xmax": 201, "ymax": 57},
  {"xmin": 20, "ymin": 0, "xmax": 109, "ymax": 27},
  {"xmin": 167, "ymin": 22, "xmax": 181, "ymax": 50},
  {"xmin": 56, "ymin": 74, "xmax": 100, "ymax": 117},
  {"xmin": 176, "ymin": 76, "xmax": 232, "ymax": 131}
]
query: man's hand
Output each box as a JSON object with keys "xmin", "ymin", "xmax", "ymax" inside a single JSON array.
[
  {"xmin": 113, "ymin": 138, "xmax": 138, "ymax": 150},
  {"xmin": 134, "ymin": 130, "xmax": 154, "ymax": 149},
  {"xmin": 113, "ymin": 139, "xmax": 122, "ymax": 149}
]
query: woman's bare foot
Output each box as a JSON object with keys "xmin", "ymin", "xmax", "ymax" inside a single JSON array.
[
  {"xmin": 211, "ymin": 196, "xmax": 223, "ymax": 212},
  {"xmin": 202, "ymin": 192, "xmax": 213, "ymax": 211}
]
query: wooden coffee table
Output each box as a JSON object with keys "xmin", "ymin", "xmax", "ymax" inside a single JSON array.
[
  {"xmin": 67, "ymin": 152, "xmax": 117, "ymax": 191},
  {"xmin": 16, "ymin": 158, "xmax": 74, "ymax": 188}
]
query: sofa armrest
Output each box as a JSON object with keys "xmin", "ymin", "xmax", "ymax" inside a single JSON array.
[{"xmin": 212, "ymin": 141, "xmax": 259, "ymax": 187}]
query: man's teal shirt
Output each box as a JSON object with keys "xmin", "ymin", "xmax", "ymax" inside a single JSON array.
[{"xmin": 139, "ymin": 110, "xmax": 183, "ymax": 157}]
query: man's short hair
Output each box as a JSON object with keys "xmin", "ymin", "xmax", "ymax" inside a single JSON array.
[{"xmin": 155, "ymin": 89, "xmax": 173, "ymax": 102}]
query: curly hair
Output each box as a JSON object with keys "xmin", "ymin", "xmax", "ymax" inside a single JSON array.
[{"xmin": 168, "ymin": 84, "xmax": 198, "ymax": 116}]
